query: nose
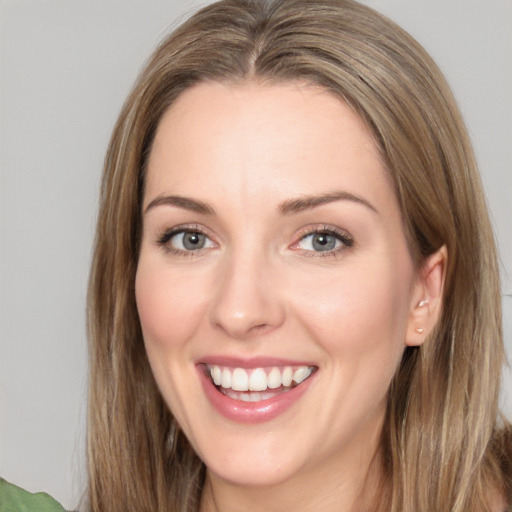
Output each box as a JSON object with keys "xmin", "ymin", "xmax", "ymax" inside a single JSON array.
[{"xmin": 209, "ymin": 250, "xmax": 285, "ymax": 340}]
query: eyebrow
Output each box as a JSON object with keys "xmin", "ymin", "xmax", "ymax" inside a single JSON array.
[
  {"xmin": 144, "ymin": 190, "xmax": 378, "ymax": 216},
  {"xmin": 277, "ymin": 191, "xmax": 378, "ymax": 215},
  {"xmin": 144, "ymin": 195, "xmax": 214, "ymax": 215}
]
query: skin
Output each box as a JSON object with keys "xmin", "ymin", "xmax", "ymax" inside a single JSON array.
[{"xmin": 135, "ymin": 81, "xmax": 445, "ymax": 512}]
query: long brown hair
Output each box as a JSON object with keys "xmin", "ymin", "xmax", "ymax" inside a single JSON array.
[{"xmin": 86, "ymin": 0, "xmax": 511, "ymax": 510}]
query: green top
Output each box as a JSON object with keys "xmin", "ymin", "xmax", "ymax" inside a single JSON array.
[{"xmin": 0, "ymin": 479, "xmax": 66, "ymax": 512}]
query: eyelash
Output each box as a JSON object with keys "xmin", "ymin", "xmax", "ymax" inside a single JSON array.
[
  {"xmin": 292, "ymin": 225, "xmax": 354, "ymax": 258},
  {"xmin": 155, "ymin": 224, "xmax": 215, "ymax": 257},
  {"xmin": 154, "ymin": 224, "xmax": 354, "ymax": 257}
]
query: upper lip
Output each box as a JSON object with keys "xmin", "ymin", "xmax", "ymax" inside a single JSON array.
[{"xmin": 197, "ymin": 355, "xmax": 317, "ymax": 369}]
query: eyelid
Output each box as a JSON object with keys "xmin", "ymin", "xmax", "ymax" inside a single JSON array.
[
  {"xmin": 290, "ymin": 224, "xmax": 354, "ymax": 256},
  {"xmin": 152, "ymin": 223, "xmax": 353, "ymax": 257},
  {"xmin": 154, "ymin": 223, "xmax": 218, "ymax": 255}
]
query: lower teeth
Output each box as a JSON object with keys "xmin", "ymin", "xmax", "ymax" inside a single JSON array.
[{"xmin": 219, "ymin": 386, "xmax": 291, "ymax": 402}]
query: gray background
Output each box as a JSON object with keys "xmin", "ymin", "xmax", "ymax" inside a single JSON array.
[{"xmin": 1, "ymin": 0, "xmax": 511, "ymax": 509}]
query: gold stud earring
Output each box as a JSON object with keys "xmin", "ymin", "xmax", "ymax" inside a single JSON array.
[
  {"xmin": 415, "ymin": 327, "xmax": 424, "ymax": 334},
  {"xmin": 418, "ymin": 299, "xmax": 429, "ymax": 307}
]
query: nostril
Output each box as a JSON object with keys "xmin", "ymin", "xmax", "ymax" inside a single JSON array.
[
  {"xmin": 248, "ymin": 323, "xmax": 271, "ymax": 334},
  {"xmin": 211, "ymin": 318, "xmax": 271, "ymax": 339}
]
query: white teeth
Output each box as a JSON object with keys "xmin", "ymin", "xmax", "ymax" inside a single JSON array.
[
  {"xmin": 293, "ymin": 366, "xmax": 312, "ymax": 384},
  {"xmin": 221, "ymin": 368, "xmax": 232, "ymax": 388},
  {"xmin": 231, "ymin": 368, "xmax": 249, "ymax": 391},
  {"xmin": 211, "ymin": 366, "xmax": 222, "ymax": 386},
  {"xmin": 267, "ymin": 367, "xmax": 282, "ymax": 389},
  {"xmin": 222, "ymin": 389, "xmax": 267, "ymax": 402},
  {"xmin": 282, "ymin": 367, "xmax": 293, "ymax": 387},
  {"xmin": 209, "ymin": 364, "xmax": 314, "ymax": 394},
  {"xmin": 249, "ymin": 368, "xmax": 267, "ymax": 391}
]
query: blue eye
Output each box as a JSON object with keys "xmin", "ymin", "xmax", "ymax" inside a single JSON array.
[
  {"xmin": 296, "ymin": 229, "xmax": 353, "ymax": 254},
  {"xmin": 158, "ymin": 229, "xmax": 215, "ymax": 252}
]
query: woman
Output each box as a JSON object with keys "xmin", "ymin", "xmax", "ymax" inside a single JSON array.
[
  {"xmin": 86, "ymin": 0, "xmax": 512, "ymax": 510},
  {"xmin": 83, "ymin": 1, "xmax": 512, "ymax": 510},
  {"xmin": 5, "ymin": 0, "xmax": 506, "ymax": 510}
]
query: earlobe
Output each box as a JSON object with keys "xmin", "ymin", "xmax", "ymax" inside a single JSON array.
[{"xmin": 405, "ymin": 245, "xmax": 448, "ymax": 346}]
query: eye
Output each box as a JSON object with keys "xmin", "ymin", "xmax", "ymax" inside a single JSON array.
[
  {"xmin": 294, "ymin": 227, "xmax": 353, "ymax": 255},
  {"xmin": 157, "ymin": 227, "xmax": 216, "ymax": 253},
  {"xmin": 171, "ymin": 231, "xmax": 212, "ymax": 250},
  {"xmin": 299, "ymin": 232, "xmax": 339, "ymax": 252}
]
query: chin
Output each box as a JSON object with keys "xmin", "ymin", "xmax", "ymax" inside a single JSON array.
[
  {"xmin": 204, "ymin": 455, "xmax": 300, "ymax": 487},
  {"xmin": 186, "ymin": 424, "xmax": 308, "ymax": 488}
]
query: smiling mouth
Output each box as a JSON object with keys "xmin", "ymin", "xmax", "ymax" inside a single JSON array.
[{"xmin": 205, "ymin": 364, "xmax": 317, "ymax": 402}]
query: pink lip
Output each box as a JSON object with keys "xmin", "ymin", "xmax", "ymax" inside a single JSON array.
[{"xmin": 197, "ymin": 361, "xmax": 317, "ymax": 424}]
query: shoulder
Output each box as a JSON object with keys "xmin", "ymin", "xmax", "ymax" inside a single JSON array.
[{"xmin": 0, "ymin": 478, "xmax": 67, "ymax": 512}]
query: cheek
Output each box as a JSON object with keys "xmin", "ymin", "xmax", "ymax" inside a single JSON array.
[
  {"xmin": 291, "ymin": 253, "xmax": 413, "ymax": 366},
  {"xmin": 135, "ymin": 258, "xmax": 209, "ymax": 431},
  {"xmin": 135, "ymin": 259, "xmax": 208, "ymax": 353}
]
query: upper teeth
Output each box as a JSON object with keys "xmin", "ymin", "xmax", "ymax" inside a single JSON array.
[{"xmin": 208, "ymin": 365, "xmax": 313, "ymax": 391}]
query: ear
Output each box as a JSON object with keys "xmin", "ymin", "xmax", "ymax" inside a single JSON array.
[{"xmin": 405, "ymin": 245, "xmax": 448, "ymax": 346}]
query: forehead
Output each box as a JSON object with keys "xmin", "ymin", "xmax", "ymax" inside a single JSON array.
[{"xmin": 144, "ymin": 81, "xmax": 396, "ymax": 220}]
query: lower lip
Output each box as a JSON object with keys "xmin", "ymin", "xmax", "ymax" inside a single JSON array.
[{"xmin": 198, "ymin": 366, "xmax": 315, "ymax": 424}]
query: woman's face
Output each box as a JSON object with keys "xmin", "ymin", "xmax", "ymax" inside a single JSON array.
[{"xmin": 136, "ymin": 81, "xmax": 423, "ymax": 487}]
